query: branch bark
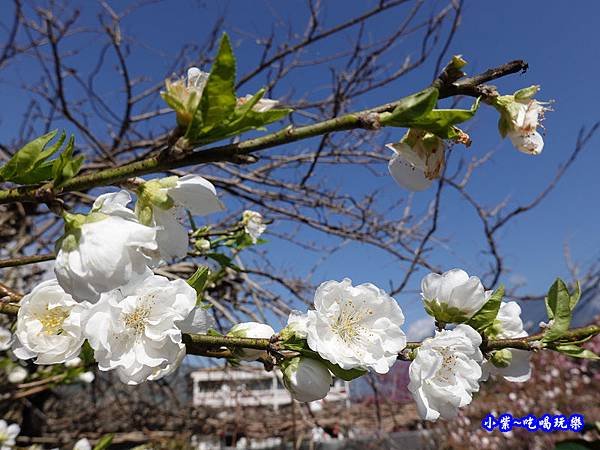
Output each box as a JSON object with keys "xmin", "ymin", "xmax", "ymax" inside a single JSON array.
[{"xmin": 0, "ymin": 59, "xmax": 527, "ymax": 206}]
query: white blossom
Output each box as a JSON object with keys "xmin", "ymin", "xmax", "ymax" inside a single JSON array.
[
  {"xmin": 508, "ymin": 129, "xmax": 544, "ymax": 155},
  {"xmin": 237, "ymin": 94, "xmax": 279, "ymax": 112},
  {"xmin": 386, "ymin": 129, "xmax": 445, "ymax": 191},
  {"xmin": 408, "ymin": 324, "xmax": 483, "ymax": 421},
  {"xmin": 73, "ymin": 438, "xmax": 91, "ymax": 450},
  {"xmin": 7, "ymin": 365, "xmax": 27, "ymax": 384},
  {"xmin": 0, "ymin": 420, "xmax": 19, "ymax": 450},
  {"xmin": 55, "ymin": 191, "xmax": 157, "ymax": 302},
  {"xmin": 162, "ymin": 67, "xmax": 209, "ymax": 126},
  {"xmin": 481, "ymin": 301, "xmax": 532, "ymax": 382},
  {"xmin": 421, "ymin": 268, "xmax": 490, "ymax": 323},
  {"xmin": 242, "ymin": 210, "xmax": 266, "ymax": 243},
  {"xmin": 227, "ymin": 322, "xmax": 274, "ymax": 361},
  {"xmin": 84, "ymin": 273, "xmax": 196, "ymax": 385},
  {"xmin": 136, "ymin": 175, "xmax": 224, "ymax": 261},
  {"xmin": 0, "ymin": 326, "xmax": 11, "ymax": 351},
  {"xmin": 13, "ymin": 279, "xmax": 87, "ymax": 364},
  {"xmin": 495, "ymin": 86, "xmax": 549, "ymax": 155},
  {"xmin": 282, "ymin": 357, "xmax": 332, "ymax": 402},
  {"xmin": 305, "ymin": 278, "xmax": 406, "ymax": 374}
]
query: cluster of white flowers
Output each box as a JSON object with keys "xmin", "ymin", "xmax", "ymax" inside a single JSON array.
[
  {"xmin": 11, "ymin": 174, "xmax": 222, "ymax": 384},
  {"xmin": 278, "ymin": 278, "xmax": 407, "ymax": 402},
  {"xmin": 405, "ymin": 268, "xmax": 532, "ymax": 420}
]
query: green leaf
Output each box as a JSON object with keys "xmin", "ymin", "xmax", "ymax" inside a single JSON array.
[
  {"xmin": 0, "ymin": 130, "xmax": 64, "ymax": 184},
  {"xmin": 406, "ymin": 97, "xmax": 481, "ymax": 139},
  {"xmin": 543, "ymin": 279, "xmax": 573, "ymax": 343},
  {"xmin": 207, "ymin": 252, "xmax": 241, "ymax": 271},
  {"xmin": 322, "ymin": 360, "xmax": 367, "ymax": 381},
  {"xmin": 93, "ymin": 434, "xmax": 114, "ymax": 450},
  {"xmin": 198, "ymin": 33, "xmax": 236, "ymax": 133},
  {"xmin": 554, "ymin": 344, "xmax": 600, "ymax": 360},
  {"xmin": 569, "ymin": 281, "xmax": 581, "ymax": 311},
  {"xmin": 207, "ymin": 329, "xmax": 223, "ymax": 337},
  {"xmin": 467, "ymin": 285, "xmax": 504, "ymax": 332},
  {"xmin": 383, "ymin": 87, "xmax": 439, "ymax": 125},
  {"xmin": 52, "ymin": 135, "xmax": 84, "ymax": 187},
  {"xmin": 193, "ymin": 89, "xmax": 291, "ymax": 145},
  {"xmin": 79, "ymin": 341, "xmax": 95, "ymax": 366},
  {"xmin": 187, "ymin": 265, "xmax": 210, "ymax": 300}
]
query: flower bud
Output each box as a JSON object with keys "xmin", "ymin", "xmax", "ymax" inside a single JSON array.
[
  {"xmin": 490, "ymin": 349, "xmax": 513, "ymax": 368},
  {"xmin": 161, "ymin": 67, "xmax": 209, "ymax": 127},
  {"xmin": 7, "ymin": 365, "xmax": 27, "ymax": 384},
  {"xmin": 0, "ymin": 326, "xmax": 12, "ymax": 351},
  {"xmin": 421, "ymin": 269, "xmax": 490, "ymax": 323},
  {"xmin": 282, "ymin": 357, "xmax": 332, "ymax": 402},
  {"xmin": 78, "ymin": 371, "xmax": 95, "ymax": 384},
  {"xmin": 280, "ymin": 310, "xmax": 308, "ymax": 340},
  {"xmin": 227, "ymin": 322, "xmax": 275, "ymax": 361}
]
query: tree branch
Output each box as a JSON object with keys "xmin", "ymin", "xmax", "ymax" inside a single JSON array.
[{"xmin": 0, "ymin": 58, "xmax": 528, "ymax": 206}]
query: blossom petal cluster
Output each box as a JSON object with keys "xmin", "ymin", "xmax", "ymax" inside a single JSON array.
[
  {"xmin": 13, "ymin": 279, "xmax": 87, "ymax": 364},
  {"xmin": 85, "ymin": 273, "xmax": 197, "ymax": 384},
  {"xmin": 14, "ymin": 174, "xmax": 222, "ymax": 384},
  {"xmin": 421, "ymin": 268, "xmax": 490, "ymax": 323},
  {"xmin": 55, "ymin": 191, "xmax": 157, "ymax": 302},
  {"xmin": 135, "ymin": 175, "xmax": 224, "ymax": 261},
  {"xmin": 278, "ymin": 278, "xmax": 406, "ymax": 402},
  {"xmin": 494, "ymin": 85, "xmax": 550, "ymax": 155},
  {"xmin": 0, "ymin": 420, "xmax": 19, "ymax": 450},
  {"xmin": 386, "ymin": 129, "xmax": 445, "ymax": 191},
  {"xmin": 305, "ymin": 278, "xmax": 406, "ymax": 374},
  {"xmin": 228, "ymin": 321, "xmax": 275, "ymax": 361},
  {"xmin": 408, "ymin": 324, "xmax": 483, "ymax": 420},
  {"xmin": 242, "ymin": 210, "xmax": 267, "ymax": 243}
]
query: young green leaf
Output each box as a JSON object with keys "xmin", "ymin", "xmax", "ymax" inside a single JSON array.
[
  {"xmin": 542, "ymin": 279, "xmax": 573, "ymax": 342},
  {"xmin": 467, "ymin": 285, "xmax": 504, "ymax": 332},
  {"xmin": 405, "ymin": 97, "xmax": 481, "ymax": 138},
  {"xmin": 553, "ymin": 343, "xmax": 599, "ymax": 360},
  {"xmin": 198, "ymin": 33, "xmax": 237, "ymax": 133},
  {"xmin": 93, "ymin": 434, "xmax": 114, "ymax": 450},
  {"xmin": 187, "ymin": 265, "xmax": 210, "ymax": 300},
  {"xmin": 383, "ymin": 87, "xmax": 439, "ymax": 125},
  {"xmin": 0, "ymin": 130, "xmax": 65, "ymax": 185},
  {"xmin": 52, "ymin": 135, "xmax": 84, "ymax": 187}
]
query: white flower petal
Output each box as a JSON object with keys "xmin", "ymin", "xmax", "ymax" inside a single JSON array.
[
  {"xmin": 12, "ymin": 279, "xmax": 87, "ymax": 364},
  {"xmin": 85, "ymin": 273, "xmax": 195, "ymax": 385},
  {"xmin": 408, "ymin": 324, "xmax": 482, "ymax": 421},
  {"xmin": 388, "ymin": 153, "xmax": 432, "ymax": 192},
  {"xmin": 169, "ymin": 175, "xmax": 224, "ymax": 216},
  {"xmin": 305, "ymin": 279, "xmax": 406, "ymax": 374}
]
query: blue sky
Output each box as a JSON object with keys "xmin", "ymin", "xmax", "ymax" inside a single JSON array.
[{"xmin": 0, "ymin": 1, "xmax": 599, "ymax": 333}]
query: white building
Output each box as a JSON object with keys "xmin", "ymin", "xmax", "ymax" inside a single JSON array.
[{"xmin": 190, "ymin": 365, "xmax": 350, "ymax": 410}]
